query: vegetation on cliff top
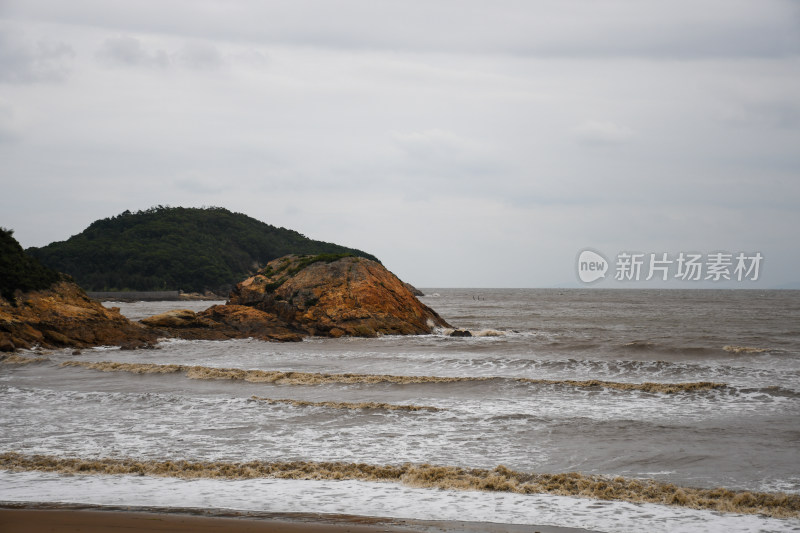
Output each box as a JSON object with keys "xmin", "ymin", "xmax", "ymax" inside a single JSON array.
[
  {"xmin": 26, "ymin": 207, "xmax": 379, "ymax": 293},
  {"xmin": 258, "ymin": 253, "xmax": 358, "ymax": 294},
  {"xmin": 0, "ymin": 228, "xmax": 63, "ymax": 302}
]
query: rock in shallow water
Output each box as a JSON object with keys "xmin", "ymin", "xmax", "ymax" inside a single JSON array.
[
  {"xmin": 0, "ymin": 282, "xmax": 157, "ymax": 351},
  {"xmin": 227, "ymin": 254, "xmax": 451, "ymax": 337},
  {"xmin": 138, "ymin": 254, "xmax": 452, "ymax": 342}
]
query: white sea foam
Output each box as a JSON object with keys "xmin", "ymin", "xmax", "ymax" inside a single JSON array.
[
  {"xmin": 4, "ymin": 290, "xmax": 799, "ymax": 531},
  {"xmin": 2, "ymin": 380, "xmax": 797, "ymax": 493}
]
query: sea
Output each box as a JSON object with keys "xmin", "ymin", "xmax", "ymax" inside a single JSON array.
[{"xmin": 1, "ymin": 289, "xmax": 799, "ymax": 533}]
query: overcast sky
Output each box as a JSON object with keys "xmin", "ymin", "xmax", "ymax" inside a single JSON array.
[{"xmin": 1, "ymin": 0, "xmax": 799, "ymax": 288}]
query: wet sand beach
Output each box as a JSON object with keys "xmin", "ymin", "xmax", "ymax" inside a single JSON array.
[{"xmin": 0, "ymin": 505, "xmax": 598, "ymax": 533}]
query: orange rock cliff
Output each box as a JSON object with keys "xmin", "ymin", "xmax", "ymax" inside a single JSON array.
[
  {"xmin": 226, "ymin": 254, "xmax": 450, "ymax": 337},
  {"xmin": 0, "ymin": 281, "xmax": 156, "ymax": 352}
]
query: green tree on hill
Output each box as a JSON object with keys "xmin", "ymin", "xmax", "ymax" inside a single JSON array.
[
  {"xmin": 0, "ymin": 228, "xmax": 63, "ymax": 301},
  {"xmin": 26, "ymin": 206, "xmax": 379, "ymax": 293}
]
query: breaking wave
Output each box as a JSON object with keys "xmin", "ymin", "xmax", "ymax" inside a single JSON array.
[
  {"xmin": 1, "ymin": 452, "xmax": 796, "ymax": 518},
  {"xmin": 0, "ymin": 354, "xmax": 49, "ymax": 365},
  {"xmin": 437, "ymin": 328, "xmax": 507, "ymax": 337},
  {"xmin": 617, "ymin": 342, "xmax": 771, "ymax": 357},
  {"xmin": 723, "ymin": 345, "xmax": 769, "ymax": 355},
  {"xmin": 250, "ymin": 396, "xmax": 441, "ymax": 412},
  {"xmin": 59, "ymin": 360, "xmax": 726, "ymax": 394}
]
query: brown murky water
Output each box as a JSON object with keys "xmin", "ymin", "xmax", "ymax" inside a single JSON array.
[{"xmin": 1, "ymin": 289, "xmax": 799, "ymax": 530}]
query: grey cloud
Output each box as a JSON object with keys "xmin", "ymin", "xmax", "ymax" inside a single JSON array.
[
  {"xmin": 1, "ymin": 1, "xmax": 798, "ymax": 287},
  {"xmin": 232, "ymin": 48, "xmax": 269, "ymax": 68},
  {"xmin": 0, "ymin": 128, "xmax": 17, "ymax": 143},
  {"xmin": 391, "ymin": 129, "xmax": 505, "ymax": 186},
  {"xmin": 574, "ymin": 121, "xmax": 635, "ymax": 146},
  {"xmin": 96, "ymin": 35, "xmax": 226, "ymax": 70},
  {"xmin": 179, "ymin": 42, "xmax": 223, "ymax": 70},
  {"xmin": 393, "ymin": 129, "xmax": 474, "ymax": 162},
  {"xmin": 96, "ymin": 35, "xmax": 169, "ymax": 68},
  {"xmin": 174, "ymin": 176, "xmax": 228, "ymax": 194},
  {"xmin": 721, "ymin": 101, "xmax": 800, "ymax": 130},
  {"xmin": 0, "ymin": 102, "xmax": 19, "ymax": 143},
  {"xmin": 4, "ymin": 0, "xmax": 800, "ymax": 59},
  {"xmin": 0, "ymin": 32, "xmax": 74, "ymax": 83},
  {"xmin": 0, "ymin": 124, "xmax": 18, "ymax": 143}
]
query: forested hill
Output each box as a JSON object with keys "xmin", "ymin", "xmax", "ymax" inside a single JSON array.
[
  {"xmin": 1, "ymin": 228, "xmax": 64, "ymax": 301},
  {"xmin": 26, "ymin": 207, "xmax": 379, "ymax": 293}
]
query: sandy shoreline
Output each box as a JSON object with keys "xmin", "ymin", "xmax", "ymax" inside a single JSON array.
[{"xmin": 0, "ymin": 502, "xmax": 600, "ymax": 533}]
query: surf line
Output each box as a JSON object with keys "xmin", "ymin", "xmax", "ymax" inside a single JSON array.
[
  {"xmin": 249, "ymin": 396, "xmax": 441, "ymax": 412},
  {"xmin": 1, "ymin": 452, "xmax": 796, "ymax": 518},
  {"xmin": 56, "ymin": 360, "xmax": 727, "ymax": 394}
]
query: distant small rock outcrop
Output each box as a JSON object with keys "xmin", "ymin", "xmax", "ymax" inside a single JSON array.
[
  {"xmin": 140, "ymin": 306, "xmax": 303, "ymax": 342},
  {"xmin": 226, "ymin": 254, "xmax": 450, "ymax": 337},
  {"xmin": 403, "ymin": 282, "xmax": 425, "ymax": 297}
]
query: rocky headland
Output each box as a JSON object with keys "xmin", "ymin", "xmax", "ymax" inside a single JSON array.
[
  {"xmin": 2, "ymin": 241, "xmax": 449, "ymax": 352},
  {"xmin": 1, "ymin": 229, "xmax": 157, "ymax": 352},
  {"xmin": 227, "ymin": 254, "xmax": 449, "ymax": 337},
  {"xmin": 144, "ymin": 254, "xmax": 450, "ymax": 340},
  {"xmin": 0, "ymin": 281, "xmax": 157, "ymax": 352}
]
